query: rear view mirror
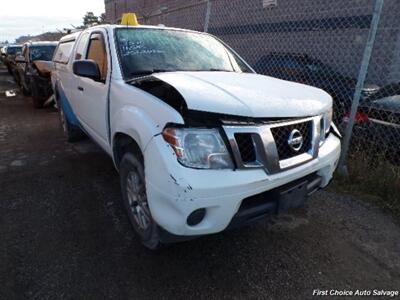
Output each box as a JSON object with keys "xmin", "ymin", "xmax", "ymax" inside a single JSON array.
[
  {"xmin": 73, "ymin": 60, "xmax": 101, "ymax": 81},
  {"xmin": 15, "ymin": 55, "xmax": 25, "ymax": 63}
]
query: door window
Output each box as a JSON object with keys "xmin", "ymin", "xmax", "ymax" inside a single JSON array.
[{"xmin": 86, "ymin": 33, "xmax": 108, "ymax": 82}]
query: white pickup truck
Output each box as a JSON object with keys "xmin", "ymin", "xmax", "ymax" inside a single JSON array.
[{"xmin": 52, "ymin": 25, "xmax": 341, "ymax": 249}]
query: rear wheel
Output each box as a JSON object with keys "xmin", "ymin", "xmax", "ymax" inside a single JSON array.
[
  {"xmin": 58, "ymin": 101, "xmax": 84, "ymax": 142},
  {"xmin": 120, "ymin": 152, "xmax": 161, "ymax": 250}
]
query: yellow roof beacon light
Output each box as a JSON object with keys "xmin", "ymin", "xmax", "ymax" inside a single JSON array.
[{"xmin": 121, "ymin": 13, "xmax": 140, "ymax": 26}]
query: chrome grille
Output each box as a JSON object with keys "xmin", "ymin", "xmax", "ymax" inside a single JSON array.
[
  {"xmin": 224, "ymin": 116, "xmax": 321, "ymax": 174},
  {"xmin": 270, "ymin": 121, "xmax": 312, "ymax": 160}
]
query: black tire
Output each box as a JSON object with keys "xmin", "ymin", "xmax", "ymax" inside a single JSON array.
[
  {"xmin": 58, "ymin": 102, "xmax": 85, "ymax": 143},
  {"xmin": 30, "ymin": 81, "xmax": 44, "ymax": 108},
  {"xmin": 120, "ymin": 152, "xmax": 161, "ymax": 250}
]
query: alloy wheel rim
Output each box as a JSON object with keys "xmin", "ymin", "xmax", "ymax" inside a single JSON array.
[{"xmin": 126, "ymin": 171, "xmax": 151, "ymax": 230}]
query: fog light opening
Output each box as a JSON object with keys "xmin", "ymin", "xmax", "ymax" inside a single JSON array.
[{"xmin": 187, "ymin": 208, "xmax": 206, "ymax": 226}]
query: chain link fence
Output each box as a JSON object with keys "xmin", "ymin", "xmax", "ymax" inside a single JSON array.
[{"xmin": 139, "ymin": 0, "xmax": 400, "ymax": 176}]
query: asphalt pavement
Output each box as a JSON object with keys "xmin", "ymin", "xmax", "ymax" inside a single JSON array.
[{"xmin": 1, "ymin": 64, "xmax": 399, "ymax": 300}]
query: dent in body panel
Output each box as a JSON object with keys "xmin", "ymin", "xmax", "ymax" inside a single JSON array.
[
  {"xmin": 129, "ymin": 76, "xmax": 187, "ymax": 115},
  {"xmin": 128, "ymin": 76, "xmax": 305, "ymax": 128},
  {"xmin": 109, "ymin": 80, "xmax": 184, "ymax": 153},
  {"xmin": 32, "ymin": 60, "xmax": 53, "ymax": 77}
]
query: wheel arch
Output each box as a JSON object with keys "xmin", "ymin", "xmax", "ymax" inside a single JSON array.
[
  {"xmin": 110, "ymin": 105, "xmax": 165, "ymax": 169},
  {"xmin": 113, "ymin": 132, "xmax": 144, "ymax": 169}
]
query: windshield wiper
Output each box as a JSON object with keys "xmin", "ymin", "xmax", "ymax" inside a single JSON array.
[
  {"xmin": 129, "ymin": 69, "xmax": 172, "ymax": 77},
  {"xmin": 207, "ymin": 68, "xmax": 235, "ymax": 72},
  {"xmin": 129, "ymin": 68, "xmax": 235, "ymax": 79}
]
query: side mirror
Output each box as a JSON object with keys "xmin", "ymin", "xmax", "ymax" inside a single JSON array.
[
  {"xmin": 73, "ymin": 60, "xmax": 101, "ymax": 81},
  {"xmin": 15, "ymin": 55, "xmax": 25, "ymax": 63}
]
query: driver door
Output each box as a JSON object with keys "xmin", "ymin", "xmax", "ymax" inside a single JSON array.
[{"xmin": 74, "ymin": 30, "xmax": 110, "ymax": 150}]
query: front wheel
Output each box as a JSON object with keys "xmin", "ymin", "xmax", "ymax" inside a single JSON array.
[{"xmin": 120, "ymin": 152, "xmax": 161, "ymax": 250}]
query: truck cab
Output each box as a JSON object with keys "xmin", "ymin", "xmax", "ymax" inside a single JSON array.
[{"xmin": 52, "ymin": 24, "xmax": 341, "ymax": 249}]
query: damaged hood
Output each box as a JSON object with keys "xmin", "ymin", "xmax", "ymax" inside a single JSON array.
[
  {"xmin": 153, "ymin": 71, "xmax": 332, "ymax": 118},
  {"xmin": 32, "ymin": 60, "xmax": 54, "ymax": 77}
]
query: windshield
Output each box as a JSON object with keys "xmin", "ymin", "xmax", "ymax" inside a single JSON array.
[
  {"xmin": 115, "ymin": 28, "xmax": 252, "ymax": 79},
  {"xmin": 30, "ymin": 45, "xmax": 56, "ymax": 61},
  {"xmin": 6, "ymin": 46, "xmax": 22, "ymax": 55}
]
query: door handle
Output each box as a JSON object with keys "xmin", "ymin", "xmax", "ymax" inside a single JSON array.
[{"xmin": 78, "ymin": 86, "xmax": 84, "ymax": 91}]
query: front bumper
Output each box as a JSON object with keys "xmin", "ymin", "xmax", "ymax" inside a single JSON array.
[
  {"xmin": 226, "ymin": 172, "xmax": 323, "ymax": 231},
  {"xmin": 31, "ymin": 75, "xmax": 53, "ymax": 100},
  {"xmin": 144, "ymin": 133, "xmax": 341, "ymax": 237}
]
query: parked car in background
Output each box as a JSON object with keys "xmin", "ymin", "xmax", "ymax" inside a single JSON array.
[
  {"xmin": 345, "ymin": 82, "xmax": 400, "ymax": 164},
  {"xmin": 2, "ymin": 45, "xmax": 22, "ymax": 75},
  {"xmin": 0, "ymin": 46, "xmax": 6, "ymax": 63},
  {"xmin": 254, "ymin": 53, "xmax": 379, "ymax": 123},
  {"xmin": 15, "ymin": 41, "xmax": 57, "ymax": 108},
  {"xmin": 52, "ymin": 24, "xmax": 341, "ymax": 249}
]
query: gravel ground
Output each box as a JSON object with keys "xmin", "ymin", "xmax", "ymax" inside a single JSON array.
[{"xmin": 0, "ymin": 64, "xmax": 399, "ymax": 300}]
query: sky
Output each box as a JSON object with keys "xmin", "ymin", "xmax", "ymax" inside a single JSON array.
[{"xmin": 0, "ymin": 0, "xmax": 105, "ymax": 42}]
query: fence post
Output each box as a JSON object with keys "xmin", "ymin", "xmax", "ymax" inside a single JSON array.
[
  {"xmin": 337, "ymin": 0, "xmax": 384, "ymax": 175},
  {"xmin": 204, "ymin": 0, "xmax": 212, "ymax": 32}
]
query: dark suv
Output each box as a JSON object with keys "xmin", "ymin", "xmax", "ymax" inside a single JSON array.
[{"xmin": 15, "ymin": 41, "xmax": 57, "ymax": 108}]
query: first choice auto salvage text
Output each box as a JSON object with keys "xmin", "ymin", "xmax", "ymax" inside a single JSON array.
[{"xmin": 313, "ymin": 289, "xmax": 399, "ymax": 297}]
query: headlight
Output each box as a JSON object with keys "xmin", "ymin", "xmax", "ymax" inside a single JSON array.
[
  {"xmin": 323, "ymin": 109, "xmax": 333, "ymax": 135},
  {"xmin": 163, "ymin": 127, "xmax": 234, "ymax": 169},
  {"xmin": 320, "ymin": 109, "xmax": 333, "ymax": 144}
]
